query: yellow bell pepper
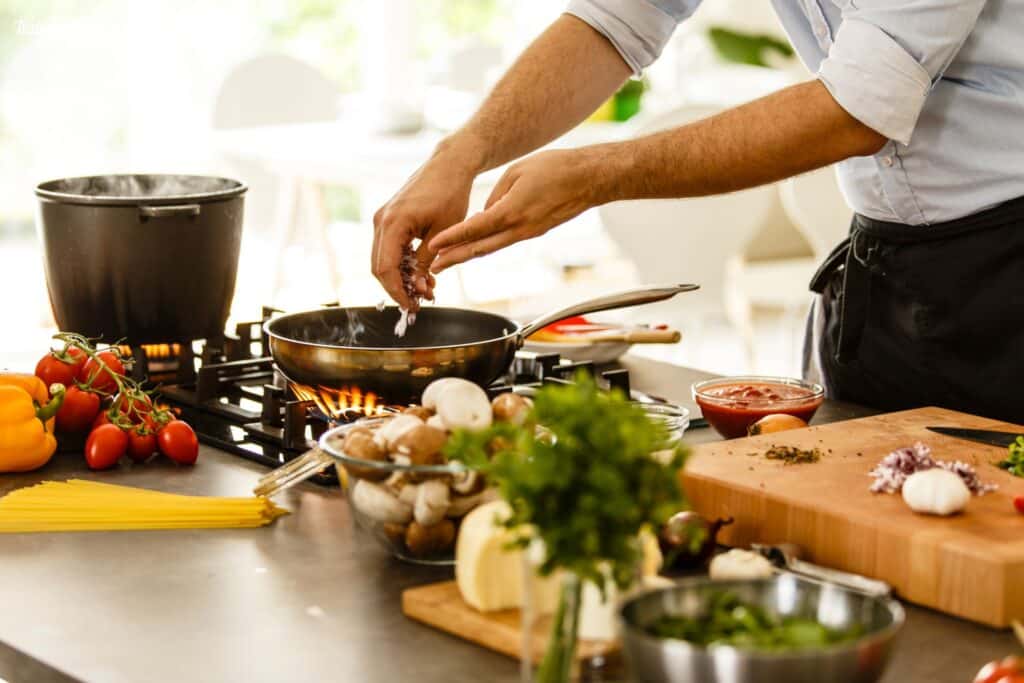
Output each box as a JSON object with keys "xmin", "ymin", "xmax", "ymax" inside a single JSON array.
[{"xmin": 0, "ymin": 375, "xmax": 64, "ymax": 473}]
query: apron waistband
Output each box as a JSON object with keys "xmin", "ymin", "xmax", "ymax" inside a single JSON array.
[{"xmin": 809, "ymin": 194, "xmax": 1024, "ymax": 364}]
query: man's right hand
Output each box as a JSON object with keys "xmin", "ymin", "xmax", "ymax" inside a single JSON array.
[{"xmin": 371, "ymin": 142, "xmax": 480, "ymax": 309}]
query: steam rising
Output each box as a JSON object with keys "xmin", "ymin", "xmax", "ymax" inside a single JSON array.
[{"xmin": 39, "ymin": 174, "xmax": 241, "ymax": 199}]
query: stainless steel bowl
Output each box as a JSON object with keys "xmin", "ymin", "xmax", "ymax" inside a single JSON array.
[{"xmin": 619, "ymin": 575, "xmax": 904, "ymax": 683}]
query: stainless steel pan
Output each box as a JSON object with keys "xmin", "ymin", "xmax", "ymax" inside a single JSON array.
[{"xmin": 264, "ymin": 284, "xmax": 697, "ymax": 399}]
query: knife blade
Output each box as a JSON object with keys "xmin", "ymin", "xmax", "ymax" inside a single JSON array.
[{"xmin": 926, "ymin": 426, "xmax": 1022, "ymax": 448}]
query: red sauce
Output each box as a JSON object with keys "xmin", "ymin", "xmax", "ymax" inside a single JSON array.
[{"xmin": 695, "ymin": 382, "xmax": 823, "ymax": 439}]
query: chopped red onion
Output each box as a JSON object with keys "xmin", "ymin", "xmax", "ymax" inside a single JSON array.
[
  {"xmin": 392, "ymin": 245, "xmax": 422, "ymax": 338},
  {"xmin": 869, "ymin": 442, "xmax": 996, "ymax": 495}
]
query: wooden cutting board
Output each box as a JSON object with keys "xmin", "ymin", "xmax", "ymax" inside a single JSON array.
[
  {"xmin": 402, "ymin": 581, "xmax": 617, "ymax": 663},
  {"xmin": 684, "ymin": 406, "xmax": 1024, "ymax": 627}
]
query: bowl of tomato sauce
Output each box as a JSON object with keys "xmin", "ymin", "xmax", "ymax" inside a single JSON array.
[{"xmin": 692, "ymin": 376, "xmax": 824, "ymax": 439}]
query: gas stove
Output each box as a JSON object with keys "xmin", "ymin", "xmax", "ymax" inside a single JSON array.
[{"xmin": 136, "ymin": 307, "xmax": 662, "ymax": 484}]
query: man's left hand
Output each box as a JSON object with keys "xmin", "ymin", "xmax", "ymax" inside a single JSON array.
[{"xmin": 428, "ymin": 147, "xmax": 611, "ymax": 273}]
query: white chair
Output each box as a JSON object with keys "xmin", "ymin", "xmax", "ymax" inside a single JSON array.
[
  {"xmin": 779, "ymin": 166, "xmax": 852, "ymax": 259},
  {"xmin": 597, "ymin": 105, "xmax": 778, "ymax": 368},
  {"xmin": 212, "ymin": 53, "xmax": 342, "ymax": 303}
]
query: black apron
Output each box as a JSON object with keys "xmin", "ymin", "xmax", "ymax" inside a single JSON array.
[{"xmin": 807, "ymin": 195, "xmax": 1024, "ymax": 423}]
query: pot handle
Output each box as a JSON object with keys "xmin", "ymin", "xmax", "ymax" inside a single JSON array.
[
  {"xmin": 517, "ymin": 284, "xmax": 699, "ymax": 341},
  {"xmin": 139, "ymin": 204, "xmax": 201, "ymax": 219}
]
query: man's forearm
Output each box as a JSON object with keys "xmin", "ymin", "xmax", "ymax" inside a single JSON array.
[
  {"xmin": 439, "ymin": 14, "xmax": 632, "ymax": 174},
  {"xmin": 595, "ymin": 80, "xmax": 887, "ymax": 203}
]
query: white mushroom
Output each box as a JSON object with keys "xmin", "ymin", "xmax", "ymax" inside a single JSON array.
[
  {"xmin": 426, "ymin": 414, "xmax": 449, "ymax": 432},
  {"xmin": 447, "ymin": 487, "xmax": 500, "ymax": 518},
  {"xmin": 422, "ymin": 378, "xmax": 465, "ymax": 410},
  {"xmin": 452, "ymin": 470, "xmax": 484, "ymax": 495},
  {"xmin": 350, "ymin": 480, "xmax": 413, "ymax": 524},
  {"xmin": 397, "ymin": 482, "xmax": 421, "ymax": 506},
  {"xmin": 373, "ymin": 413, "xmax": 424, "ymax": 450},
  {"xmin": 902, "ymin": 468, "xmax": 970, "ymax": 516},
  {"xmin": 436, "ymin": 382, "xmax": 493, "ymax": 432},
  {"xmin": 414, "ymin": 479, "xmax": 451, "ymax": 526}
]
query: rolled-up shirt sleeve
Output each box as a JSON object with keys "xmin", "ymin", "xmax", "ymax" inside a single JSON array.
[
  {"xmin": 565, "ymin": 0, "xmax": 700, "ymax": 75},
  {"xmin": 817, "ymin": 0, "xmax": 987, "ymax": 146}
]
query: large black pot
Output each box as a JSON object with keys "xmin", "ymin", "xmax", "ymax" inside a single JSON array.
[{"xmin": 36, "ymin": 174, "xmax": 246, "ymax": 344}]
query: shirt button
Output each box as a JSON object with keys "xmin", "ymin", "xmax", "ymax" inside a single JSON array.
[{"xmin": 881, "ymin": 156, "xmax": 894, "ymax": 167}]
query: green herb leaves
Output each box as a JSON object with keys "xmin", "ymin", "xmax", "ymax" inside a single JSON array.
[
  {"xmin": 998, "ymin": 436, "xmax": 1024, "ymax": 478},
  {"xmin": 445, "ymin": 373, "xmax": 687, "ymax": 595}
]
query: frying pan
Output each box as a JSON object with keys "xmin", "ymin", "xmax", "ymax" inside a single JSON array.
[{"xmin": 264, "ymin": 284, "xmax": 698, "ymax": 400}]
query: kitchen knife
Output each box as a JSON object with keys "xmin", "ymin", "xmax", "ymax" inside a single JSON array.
[{"xmin": 926, "ymin": 426, "xmax": 1022, "ymax": 448}]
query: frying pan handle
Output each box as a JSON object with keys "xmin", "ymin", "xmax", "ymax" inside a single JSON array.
[{"xmin": 517, "ymin": 284, "xmax": 699, "ymax": 341}]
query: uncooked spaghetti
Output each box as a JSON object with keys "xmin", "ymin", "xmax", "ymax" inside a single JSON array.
[{"xmin": 0, "ymin": 480, "xmax": 288, "ymax": 533}]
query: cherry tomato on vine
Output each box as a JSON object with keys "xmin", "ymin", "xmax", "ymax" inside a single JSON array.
[
  {"xmin": 85, "ymin": 424, "xmax": 128, "ymax": 470},
  {"xmin": 78, "ymin": 351, "xmax": 125, "ymax": 394},
  {"xmin": 114, "ymin": 392, "xmax": 152, "ymax": 424},
  {"xmin": 157, "ymin": 421, "xmax": 199, "ymax": 465},
  {"xmin": 1014, "ymin": 496, "xmax": 1024, "ymax": 515},
  {"xmin": 56, "ymin": 387, "xmax": 101, "ymax": 433},
  {"xmin": 127, "ymin": 428, "xmax": 157, "ymax": 463},
  {"xmin": 92, "ymin": 409, "xmax": 114, "ymax": 431},
  {"xmin": 35, "ymin": 348, "xmax": 85, "ymax": 388}
]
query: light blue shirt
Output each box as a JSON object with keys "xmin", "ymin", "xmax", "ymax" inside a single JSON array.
[{"xmin": 566, "ymin": 0, "xmax": 1024, "ymax": 225}]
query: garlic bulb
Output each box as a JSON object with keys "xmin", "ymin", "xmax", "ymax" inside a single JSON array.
[
  {"xmin": 901, "ymin": 468, "xmax": 970, "ymax": 516},
  {"xmin": 709, "ymin": 549, "xmax": 775, "ymax": 581}
]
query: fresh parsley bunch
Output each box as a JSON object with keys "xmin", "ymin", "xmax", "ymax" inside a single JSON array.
[
  {"xmin": 999, "ymin": 436, "xmax": 1024, "ymax": 477},
  {"xmin": 446, "ymin": 372, "xmax": 687, "ymax": 595}
]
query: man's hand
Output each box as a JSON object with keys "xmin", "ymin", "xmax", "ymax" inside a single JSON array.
[
  {"xmin": 371, "ymin": 143, "xmax": 481, "ymax": 308},
  {"xmin": 429, "ymin": 147, "xmax": 608, "ymax": 273}
]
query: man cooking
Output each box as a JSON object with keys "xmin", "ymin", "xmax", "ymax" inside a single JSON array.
[{"xmin": 371, "ymin": 1, "xmax": 1024, "ymax": 423}]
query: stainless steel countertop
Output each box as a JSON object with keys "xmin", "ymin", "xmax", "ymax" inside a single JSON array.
[{"xmin": 0, "ymin": 357, "xmax": 1014, "ymax": 683}]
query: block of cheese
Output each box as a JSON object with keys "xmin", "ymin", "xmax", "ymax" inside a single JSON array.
[{"xmin": 455, "ymin": 500, "xmax": 560, "ymax": 613}]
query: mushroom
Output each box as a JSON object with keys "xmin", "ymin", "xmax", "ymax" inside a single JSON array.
[
  {"xmin": 436, "ymin": 382, "xmax": 493, "ymax": 432},
  {"xmin": 414, "ymin": 479, "xmax": 451, "ymax": 526},
  {"xmin": 422, "ymin": 378, "xmax": 465, "ymax": 410},
  {"xmin": 452, "ymin": 470, "xmax": 484, "ymax": 495},
  {"xmin": 426, "ymin": 414, "xmax": 449, "ymax": 432},
  {"xmin": 381, "ymin": 522, "xmax": 408, "ymax": 548},
  {"xmin": 403, "ymin": 405, "xmax": 434, "ymax": 420},
  {"xmin": 340, "ymin": 428, "xmax": 390, "ymax": 481},
  {"xmin": 447, "ymin": 487, "xmax": 500, "ymax": 518},
  {"xmin": 491, "ymin": 393, "xmax": 531, "ymax": 426},
  {"xmin": 392, "ymin": 424, "xmax": 448, "ymax": 466},
  {"xmin": 396, "ymin": 481, "xmax": 421, "ymax": 506},
  {"xmin": 350, "ymin": 480, "xmax": 413, "ymax": 524},
  {"xmin": 404, "ymin": 519, "xmax": 456, "ymax": 557},
  {"xmin": 373, "ymin": 413, "xmax": 424, "ymax": 450}
]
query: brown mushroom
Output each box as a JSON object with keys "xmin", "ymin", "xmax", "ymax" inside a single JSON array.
[
  {"xmin": 403, "ymin": 405, "xmax": 434, "ymax": 420},
  {"xmin": 491, "ymin": 392, "xmax": 532, "ymax": 426},
  {"xmin": 341, "ymin": 428, "xmax": 390, "ymax": 481},
  {"xmin": 392, "ymin": 424, "xmax": 448, "ymax": 466},
  {"xmin": 404, "ymin": 519, "xmax": 456, "ymax": 558},
  {"xmin": 381, "ymin": 522, "xmax": 408, "ymax": 549}
]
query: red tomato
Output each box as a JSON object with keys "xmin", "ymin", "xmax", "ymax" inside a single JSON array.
[
  {"xmin": 92, "ymin": 409, "xmax": 114, "ymax": 431},
  {"xmin": 1014, "ymin": 497, "xmax": 1024, "ymax": 515},
  {"xmin": 78, "ymin": 351, "xmax": 125, "ymax": 394},
  {"xmin": 127, "ymin": 428, "xmax": 157, "ymax": 463},
  {"xmin": 84, "ymin": 424, "xmax": 128, "ymax": 470},
  {"xmin": 975, "ymin": 657, "xmax": 1024, "ymax": 683},
  {"xmin": 35, "ymin": 350, "xmax": 82, "ymax": 388},
  {"xmin": 114, "ymin": 392, "xmax": 152, "ymax": 423},
  {"xmin": 55, "ymin": 387, "xmax": 101, "ymax": 433},
  {"xmin": 157, "ymin": 421, "xmax": 199, "ymax": 465}
]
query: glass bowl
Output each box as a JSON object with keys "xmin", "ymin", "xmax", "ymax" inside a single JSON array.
[
  {"xmin": 319, "ymin": 418, "xmax": 490, "ymax": 566},
  {"xmin": 692, "ymin": 376, "xmax": 824, "ymax": 439}
]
